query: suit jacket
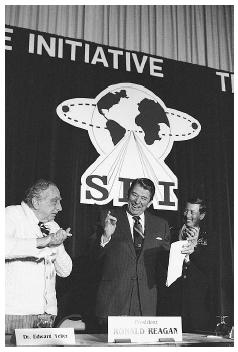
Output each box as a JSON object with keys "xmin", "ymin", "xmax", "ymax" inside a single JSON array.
[
  {"xmin": 158, "ymin": 227, "xmax": 217, "ymax": 332},
  {"xmin": 91, "ymin": 205, "xmax": 170, "ymax": 318}
]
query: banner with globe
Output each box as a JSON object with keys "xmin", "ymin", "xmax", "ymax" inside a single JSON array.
[
  {"xmin": 5, "ymin": 25, "xmax": 234, "ymax": 319},
  {"xmin": 56, "ymin": 83, "xmax": 202, "ymax": 211},
  {"xmin": 5, "ymin": 25, "xmax": 233, "ymax": 213}
]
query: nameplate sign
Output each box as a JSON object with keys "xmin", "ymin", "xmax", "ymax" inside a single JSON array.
[
  {"xmin": 15, "ymin": 328, "xmax": 75, "ymax": 346},
  {"xmin": 108, "ymin": 316, "xmax": 182, "ymax": 343}
]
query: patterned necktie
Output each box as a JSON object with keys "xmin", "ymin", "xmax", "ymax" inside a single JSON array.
[
  {"xmin": 38, "ymin": 222, "xmax": 50, "ymax": 237},
  {"xmin": 132, "ymin": 216, "xmax": 144, "ymax": 255}
]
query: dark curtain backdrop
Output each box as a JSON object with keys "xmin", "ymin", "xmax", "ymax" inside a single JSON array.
[{"xmin": 5, "ymin": 26, "xmax": 233, "ymax": 325}]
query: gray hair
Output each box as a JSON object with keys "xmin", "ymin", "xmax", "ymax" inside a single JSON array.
[{"xmin": 23, "ymin": 179, "xmax": 57, "ymax": 208}]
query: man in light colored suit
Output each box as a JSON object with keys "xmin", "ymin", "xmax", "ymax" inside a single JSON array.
[
  {"xmin": 91, "ymin": 178, "xmax": 170, "ymax": 331},
  {"xmin": 5, "ymin": 179, "xmax": 72, "ymax": 334}
]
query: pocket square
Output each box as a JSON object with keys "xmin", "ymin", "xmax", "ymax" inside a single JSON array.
[{"xmin": 156, "ymin": 236, "xmax": 162, "ymax": 240}]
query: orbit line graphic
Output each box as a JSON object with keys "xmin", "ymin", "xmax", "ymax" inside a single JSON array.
[{"xmin": 56, "ymin": 83, "xmax": 201, "ymax": 209}]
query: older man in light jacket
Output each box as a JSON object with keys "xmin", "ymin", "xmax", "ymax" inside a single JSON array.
[{"xmin": 5, "ymin": 179, "xmax": 72, "ymax": 334}]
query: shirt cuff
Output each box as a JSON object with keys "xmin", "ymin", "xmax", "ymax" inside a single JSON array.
[{"xmin": 100, "ymin": 234, "xmax": 111, "ymax": 247}]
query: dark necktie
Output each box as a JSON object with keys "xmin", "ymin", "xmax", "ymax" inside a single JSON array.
[
  {"xmin": 132, "ymin": 216, "xmax": 144, "ymax": 255},
  {"xmin": 38, "ymin": 222, "xmax": 50, "ymax": 237}
]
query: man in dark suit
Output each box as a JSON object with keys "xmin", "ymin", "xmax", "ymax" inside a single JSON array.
[
  {"xmin": 90, "ymin": 178, "xmax": 170, "ymax": 331},
  {"xmin": 158, "ymin": 197, "xmax": 216, "ymax": 333}
]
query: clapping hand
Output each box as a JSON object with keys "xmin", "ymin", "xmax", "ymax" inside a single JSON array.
[
  {"xmin": 37, "ymin": 227, "xmax": 72, "ymax": 248},
  {"xmin": 48, "ymin": 227, "xmax": 72, "ymax": 247},
  {"xmin": 181, "ymin": 226, "xmax": 199, "ymax": 255}
]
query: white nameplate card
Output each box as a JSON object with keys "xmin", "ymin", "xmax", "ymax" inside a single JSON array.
[
  {"xmin": 15, "ymin": 328, "xmax": 75, "ymax": 346},
  {"xmin": 108, "ymin": 316, "xmax": 182, "ymax": 343}
]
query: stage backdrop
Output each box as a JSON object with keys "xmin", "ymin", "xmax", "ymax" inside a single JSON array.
[{"xmin": 5, "ymin": 26, "xmax": 233, "ymax": 320}]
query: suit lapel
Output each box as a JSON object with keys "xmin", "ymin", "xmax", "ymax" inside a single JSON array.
[
  {"xmin": 143, "ymin": 211, "xmax": 155, "ymax": 250},
  {"xmin": 116, "ymin": 206, "xmax": 136, "ymax": 258}
]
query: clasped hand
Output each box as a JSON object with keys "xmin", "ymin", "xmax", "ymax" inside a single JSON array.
[
  {"xmin": 181, "ymin": 226, "xmax": 199, "ymax": 255},
  {"xmin": 48, "ymin": 227, "xmax": 72, "ymax": 247},
  {"xmin": 37, "ymin": 227, "xmax": 72, "ymax": 248}
]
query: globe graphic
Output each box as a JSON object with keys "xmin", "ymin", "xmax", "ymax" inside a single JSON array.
[
  {"xmin": 89, "ymin": 84, "xmax": 173, "ymax": 160},
  {"xmin": 56, "ymin": 82, "xmax": 200, "ymax": 209}
]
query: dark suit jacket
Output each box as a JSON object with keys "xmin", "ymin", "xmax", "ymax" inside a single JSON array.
[
  {"xmin": 91, "ymin": 205, "xmax": 170, "ymax": 318},
  {"xmin": 158, "ymin": 227, "xmax": 217, "ymax": 332}
]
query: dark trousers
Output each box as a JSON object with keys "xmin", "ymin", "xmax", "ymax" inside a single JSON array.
[{"xmin": 97, "ymin": 278, "xmax": 142, "ymax": 333}]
